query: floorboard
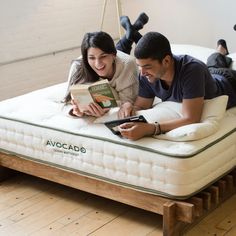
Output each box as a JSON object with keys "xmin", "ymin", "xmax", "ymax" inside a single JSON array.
[{"xmin": 0, "ymin": 173, "xmax": 235, "ymax": 235}]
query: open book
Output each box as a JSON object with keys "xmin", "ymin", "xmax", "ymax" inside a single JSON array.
[{"xmin": 70, "ymin": 79, "xmax": 117, "ymax": 108}]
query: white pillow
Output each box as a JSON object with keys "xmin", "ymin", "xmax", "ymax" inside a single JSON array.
[
  {"xmin": 94, "ymin": 100, "xmax": 182, "ymax": 124},
  {"xmin": 200, "ymin": 95, "xmax": 228, "ymax": 121},
  {"xmin": 156, "ymin": 95, "xmax": 228, "ymax": 141},
  {"xmin": 137, "ymin": 101, "xmax": 182, "ymax": 123},
  {"xmin": 95, "ymin": 95, "xmax": 228, "ymax": 141}
]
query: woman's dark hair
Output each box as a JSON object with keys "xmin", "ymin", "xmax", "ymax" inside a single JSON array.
[
  {"xmin": 64, "ymin": 31, "xmax": 117, "ymax": 103},
  {"xmin": 134, "ymin": 31, "xmax": 172, "ymax": 61}
]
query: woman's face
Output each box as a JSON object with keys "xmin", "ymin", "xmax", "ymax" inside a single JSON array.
[{"xmin": 87, "ymin": 47, "xmax": 116, "ymax": 79}]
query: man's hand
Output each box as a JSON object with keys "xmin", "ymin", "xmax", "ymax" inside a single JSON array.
[
  {"xmin": 119, "ymin": 122, "xmax": 155, "ymax": 140},
  {"xmin": 118, "ymin": 102, "xmax": 136, "ymax": 119}
]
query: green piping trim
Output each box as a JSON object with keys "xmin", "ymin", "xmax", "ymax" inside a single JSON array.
[
  {"xmin": 1, "ymin": 149, "xmax": 234, "ymax": 200},
  {"xmin": 1, "ymin": 115, "xmax": 236, "ymax": 158}
]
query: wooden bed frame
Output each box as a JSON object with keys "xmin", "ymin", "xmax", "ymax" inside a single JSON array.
[{"xmin": 0, "ymin": 151, "xmax": 235, "ymax": 236}]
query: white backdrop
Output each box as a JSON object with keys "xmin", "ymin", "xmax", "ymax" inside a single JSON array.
[
  {"xmin": 121, "ymin": 0, "xmax": 236, "ymax": 52},
  {"xmin": 0, "ymin": 0, "xmax": 235, "ymax": 65}
]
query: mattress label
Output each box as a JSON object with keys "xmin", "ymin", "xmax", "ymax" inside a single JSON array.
[{"xmin": 46, "ymin": 139, "xmax": 86, "ymax": 156}]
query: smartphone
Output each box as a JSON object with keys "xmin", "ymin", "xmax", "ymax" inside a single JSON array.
[{"xmin": 104, "ymin": 115, "xmax": 147, "ymax": 135}]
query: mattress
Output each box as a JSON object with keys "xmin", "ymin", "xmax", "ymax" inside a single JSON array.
[{"xmin": 0, "ymin": 45, "xmax": 236, "ymax": 199}]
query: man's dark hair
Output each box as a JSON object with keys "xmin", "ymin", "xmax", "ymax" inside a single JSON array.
[{"xmin": 134, "ymin": 32, "xmax": 172, "ymax": 61}]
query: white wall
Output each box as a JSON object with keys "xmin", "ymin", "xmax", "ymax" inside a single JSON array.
[
  {"xmin": 0, "ymin": 0, "xmax": 119, "ymax": 64},
  {"xmin": 1, "ymin": 0, "xmax": 235, "ymax": 65},
  {"xmin": 121, "ymin": 0, "xmax": 236, "ymax": 52},
  {"xmin": 0, "ymin": 0, "xmax": 124, "ymax": 99}
]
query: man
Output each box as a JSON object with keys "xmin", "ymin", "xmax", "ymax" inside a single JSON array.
[{"xmin": 118, "ymin": 32, "xmax": 236, "ymax": 140}]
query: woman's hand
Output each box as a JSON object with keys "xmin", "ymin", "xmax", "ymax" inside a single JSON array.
[
  {"xmin": 70, "ymin": 99, "xmax": 84, "ymax": 117},
  {"xmin": 71, "ymin": 99, "xmax": 109, "ymax": 117},
  {"xmin": 85, "ymin": 102, "xmax": 110, "ymax": 117}
]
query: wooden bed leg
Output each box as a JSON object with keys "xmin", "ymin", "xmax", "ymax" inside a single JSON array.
[
  {"xmin": 163, "ymin": 201, "xmax": 184, "ymax": 236},
  {"xmin": 163, "ymin": 201, "xmax": 176, "ymax": 236},
  {"xmin": 0, "ymin": 166, "xmax": 16, "ymax": 181}
]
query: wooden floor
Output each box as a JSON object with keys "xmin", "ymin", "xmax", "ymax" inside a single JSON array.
[
  {"xmin": 1, "ymin": 50, "xmax": 236, "ymax": 236},
  {"xmin": 0, "ymin": 173, "xmax": 235, "ymax": 236}
]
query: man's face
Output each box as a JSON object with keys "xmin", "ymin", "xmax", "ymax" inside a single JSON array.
[{"xmin": 136, "ymin": 58, "xmax": 167, "ymax": 83}]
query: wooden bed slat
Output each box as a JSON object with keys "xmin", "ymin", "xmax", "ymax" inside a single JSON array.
[
  {"xmin": 187, "ymin": 197, "xmax": 203, "ymax": 217},
  {"xmin": 224, "ymin": 175, "xmax": 234, "ymax": 192},
  {"xmin": 217, "ymin": 179, "xmax": 227, "ymax": 198},
  {"xmin": 198, "ymin": 191, "xmax": 211, "ymax": 210},
  {"xmin": 206, "ymin": 186, "xmax": 219, "ymax": 205}
]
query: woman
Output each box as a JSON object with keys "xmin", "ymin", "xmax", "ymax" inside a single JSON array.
[{"xmin": 64, "ymin": 13, "xmax": 149, "ymax": 117}]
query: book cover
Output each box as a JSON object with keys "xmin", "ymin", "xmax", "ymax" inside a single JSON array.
[{"xmin": 70, "ymin": 79, "xmax": 117, "ymax": 108}]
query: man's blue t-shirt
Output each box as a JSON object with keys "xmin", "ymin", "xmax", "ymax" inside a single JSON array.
[{"xmin": 138, "ymin": 55, "xmax": 236, "ymax": 109}]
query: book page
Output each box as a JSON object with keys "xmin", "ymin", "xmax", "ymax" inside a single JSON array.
[
  {"xmin": 70, "ymin": 86, "xmax": 93, "ymax": 105},
  {"xmin": 70, "ymin": 79, "xmax": 117, "ymax": 108},
  {"xmin": 89, "ymin": 81, "xmax": 117, "ymax": 108}
]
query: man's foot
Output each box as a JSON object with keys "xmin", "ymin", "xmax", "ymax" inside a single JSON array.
[
  {"xmin": 120, "ymin": 15, "xmax": 131, "ymax": 31},
  {"xmin": 120, "ymin": 15, "xmax": 140, "ymax": 42},
  {"xmin": 133, "ymin": 12, "xmax": 149, "ymax": 31},
  {"xmin": 217, "ymin": 39, "xmax": 229, "ymax": 55},
  {"xmin": 120, "ymin": 15, "xmax": 133, "ymax": 40}
]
